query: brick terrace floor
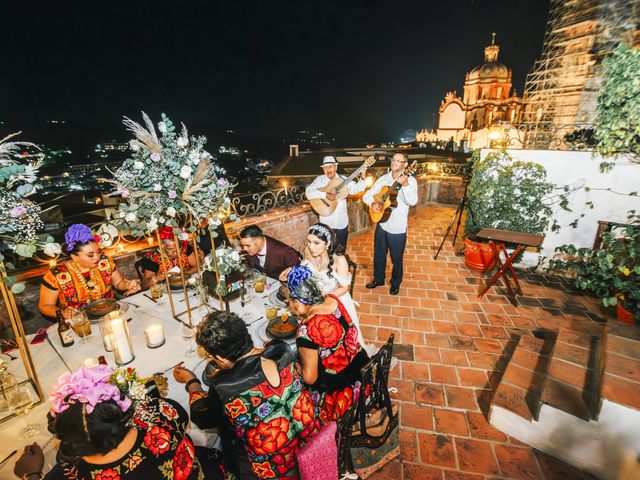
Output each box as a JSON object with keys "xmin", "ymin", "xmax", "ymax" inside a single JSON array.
[{"xmin": 346, "ymin": 204, "xmax": 638, "ymax": 480}]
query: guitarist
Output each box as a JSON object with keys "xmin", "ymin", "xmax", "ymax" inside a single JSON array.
[
  {"xmin": 305, "ymin": 155, "xmax": 368, "ymax": 249},
  {"xmin": 362, "ymin": 152, "xmax": 418, "ymax": 295}
]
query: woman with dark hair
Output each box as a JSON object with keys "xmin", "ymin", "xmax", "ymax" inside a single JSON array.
[
  {"xmin": 13, "ymin": 365, "xmax": 227, "ymax": 479},
  {"xmin": 173, "ymin": 311, "xmax": 321, "ymax": 480},
  {"xmin": 279, "ymin": 222, "xmax": 363, "ymax": 342},
  {"xmin": 38, "ymin": 224, "xmax": 141, "ymax": 320},
  {"xmin": 139, "ymin": 226, "xmax": 202, "ymax": 290},
  {"xmin": 286, "ymin": 265, "xmax": 369, "ymax": 421}
]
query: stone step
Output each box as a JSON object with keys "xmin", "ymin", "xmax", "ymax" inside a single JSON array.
[{"xmin": 600, "ymin": 333, "xmax": 640, "ymax": 412}]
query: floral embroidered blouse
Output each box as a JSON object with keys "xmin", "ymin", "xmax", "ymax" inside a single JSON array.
[
  {"xmin": 296, "ymin": 294, "xmax": 369, "ymax": 420},
  {"xmin": 139, "ymin": 246, "xmax": 194, "ymax": 277},
  {"xmin": 189, "ymin": 341, "xmax": 322, "ymax": 480},
  {"xmin": 44, "ymin": 398, "xmax": 228, "ymax": 480},
  {"xmin": 41, "ymin": 255, "xmax": 116, "ymax": 312}
]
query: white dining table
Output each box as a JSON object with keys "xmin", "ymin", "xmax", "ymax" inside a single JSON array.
[{"xmin": 0, "ymin": 277, "xmax": 287, "ymax": 477}]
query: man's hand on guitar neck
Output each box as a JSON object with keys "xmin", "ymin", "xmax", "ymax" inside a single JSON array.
[{"xmin": 397, "ymin": 174, "xmax": 409, "ymax": 187}]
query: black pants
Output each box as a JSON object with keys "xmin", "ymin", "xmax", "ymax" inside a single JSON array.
[
  {"xmin": 332, "ymin": 227, "xmax": 349, "ymax": 250},
  {"xmin": 373, "ymin": 224, "xmax": 406, "ymax": 288}
]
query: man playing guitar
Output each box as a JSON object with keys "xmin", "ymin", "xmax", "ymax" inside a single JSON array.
[
  {"xmin": 305, "ymin": 155, "xmax": 368, "ymax": 249},
  {"xmin": 362, "ymin": 152, "xmax": 418, "ymax": 295}
]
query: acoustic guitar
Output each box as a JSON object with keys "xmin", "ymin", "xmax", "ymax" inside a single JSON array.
[
  {"xmin": 309, "ymin": 156, "xmax": 377, "ymax": 216},
  {"xmin": 368, "ymin": 161, "xmax": 418, "ymax": 224}
]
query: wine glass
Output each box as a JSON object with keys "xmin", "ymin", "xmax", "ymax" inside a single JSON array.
[
  {"xmin": 6, "ymin": 385, "xmax": 39, "ymax": 437},
  {"xmin": 243, "ymin": 271, "xmax": 255, "ymax": 303},
  {"xmin": 181, "ymin": 323, "xmax": 196, "ymax": 358}
]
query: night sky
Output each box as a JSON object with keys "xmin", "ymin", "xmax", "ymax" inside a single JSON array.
[{"xmin": 1, "ymin": 0, "xmax": 550, "ymax": 154}]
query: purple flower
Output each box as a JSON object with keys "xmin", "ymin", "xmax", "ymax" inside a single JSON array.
[
  {"xmin": 168, "ymin": 190, "xmax": 177, "ymax": 199},
  {"xmin": 10, "ymin": 206, "xmax": 27, "ymax": 217},
  {"xmin": 65, "ymin": 224, "xmax": 96, "ymax": 252},
  {"xmin": 151, "ymin": 152, "xmax": 161, "ymax": 162},
  {"xmin": 217, "ymin": 178, "xmax": 226, "ymax": 185},
  {"xmin": 257, "ymin": 403, "xmax": 271, "ymax": 418},
  {"xmin": 121, "ymin": 189, "xmax": 130, "ymax": 198}
]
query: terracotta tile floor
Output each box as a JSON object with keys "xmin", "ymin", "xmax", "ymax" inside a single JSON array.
[{"xmin": 346, "ymin": 204, "xmax": 634, "ymax": 480}]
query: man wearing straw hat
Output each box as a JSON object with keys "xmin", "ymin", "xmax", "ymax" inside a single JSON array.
[{"xmin": 305, "ymin": 154, "xmax": 367, "ymax": 249}]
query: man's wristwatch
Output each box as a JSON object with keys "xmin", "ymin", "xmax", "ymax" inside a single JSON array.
[{"xmin": 184, "ymin": 378, "xmax": 201, "ymax": 392}]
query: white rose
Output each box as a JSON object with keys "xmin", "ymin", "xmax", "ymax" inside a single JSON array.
[
  {"xmin": 231, "ymin": 250, "xmax": 240, "ymax": 261},
  {"xmin": 153, "ymin": 183, "xmax": 162, "ymax": 191},
  {"xmin": 179, "ymin": 165, "xmax": 192, "ymax": 179},
  {"xmin": 147, "ymin": 217, "xmax": 158, "ymax": 231},
  {"xmin": 158, "ymin": 121, "xmax": 167, "ymax": 133},
  {"xmin": 125, "ymin": 212, "xmax": 137, "ymax": 222},
  {"xmin": 166, "ymin": 207, "xmax": 176, "ymax": 217},
  {"xmin": 177, "ymin": 136, "xmax": 188, "ymax": 148},
  {"xmin": 43, "ymin": 242, "xmax": 62, "ymax": 257},
  {"xmin": 133, "ymin": 160, "xmax": 144, "ymax": 170}
]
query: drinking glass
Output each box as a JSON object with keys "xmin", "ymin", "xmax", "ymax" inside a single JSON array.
[
  {"xmin": 6, "ymin": 385, "xmax": 39, "ymax": 437},
  {"xmin": 68, "ymin": 309, "xmax": 92, "ymax": 343},
  {"xmin": 181, "ymin": 323, "xmax": 196, "ymax": 358},
  {"xmin": 254, "ymin": 272, "xmax": 266, "ymax": 294},
  {"xmin": 150, "ymin": 282, "xmax": 163, "ymax": 299},
  {"xmin": 243, "ymin": 271, "xmax": 255, "ymax": 302}
]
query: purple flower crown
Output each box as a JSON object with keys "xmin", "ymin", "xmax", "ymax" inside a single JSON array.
[
  {"xmin": 49, "ymin": 365, "xmax": 132, "ymax": 415},
  {"xmin": 65, "ymin": 224, "xmax": 100, "ymax": 252},
  {"xmin": 286, "ymin": 265, "xmax": 313, "ymax": 305}
]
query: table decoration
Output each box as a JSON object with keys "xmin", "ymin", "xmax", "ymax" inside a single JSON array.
[
  {"xmin": 144, "ymin": 324, "xmax": 165, "ymax": 348},
  {"xmin": 108, "ymin": 314, "xmax": 135, "ymax": 365}
]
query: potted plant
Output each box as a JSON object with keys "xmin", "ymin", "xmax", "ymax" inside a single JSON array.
[
  {"xmin": 201, "ymin": 246, "xmax": 246, "ymax": 300},
  {"xmin": 464, "ymin": 149, "xmax": 553, "ymax": 271},
  {"xmin": 548, "ymin": 212, "xmax": 639, "ymax": 324}
]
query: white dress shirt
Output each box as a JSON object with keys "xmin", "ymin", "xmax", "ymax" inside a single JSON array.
[
  {"xmin": 363, "ymin": 172, "xmax": 418, "ymax": 234},
  {"xmin": 305, "ymin": 174, "xmax": 366, "ymax": 229}
]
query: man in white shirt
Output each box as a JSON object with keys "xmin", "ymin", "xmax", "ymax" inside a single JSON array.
[
  {"xmin": 362, "ymin": 152, "xmax": 418, "ymax": 295},
  {"xmin": 305, "ymin": 155, "xmax": 367, "ymax": 249}
]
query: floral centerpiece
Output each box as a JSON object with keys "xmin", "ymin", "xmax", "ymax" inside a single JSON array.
[
  {"xmin": 0, "ymin": 132, "xmax": 61, "ymax": 293},
  {"xmin": 202, "ymin": 246, "xmax": 246, "ymax": 297},
  {"xmin": 110, "ymin": 113, "xmax": 234, "ymax": 236}
]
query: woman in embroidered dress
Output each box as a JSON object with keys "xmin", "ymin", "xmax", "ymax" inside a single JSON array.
[
  {"xmin": 13, "ymin": 365, "xmax": 227, "ymax": 480},
  {"xmin": 139, "ymin": 226, "xmax": 202, "ymax": 290},
  {"xmin": 38, "ymin": 224, "xmax": 141, "ymax": 321},
  {"xmin": 173, "ymin": 311, "xmax": 321, "ymax": 480},
  {"xmin": 280, "ymin": 223, "xmax": 363, "ymax": 344},
  {"xmin": 286, "ymin": 266, "xmax": 369, "ymax": 421}
]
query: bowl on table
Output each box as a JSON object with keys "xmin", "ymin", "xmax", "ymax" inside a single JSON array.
[
  {"xmin": 266, "ymin": 313, "xmax": 299, "ymax": 340},
  {"xmin": 167, "ymin": 273, "xmax": 192, "ymax": 290},
  {"xmin": 268, "ymin": 285, "xmax": 288, "ymax": 308},
  {"xmin": 85, "ymin": 298, "xmax": 118, "ymax": 318}
]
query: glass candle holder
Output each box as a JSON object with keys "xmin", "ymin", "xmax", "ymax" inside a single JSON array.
[
  {"xmin": 108, "ymin": 314, "xmax": 135, "ymax": 366},
  {"xmin": 144, "ymin": 324, "xmax": 165, "ymax": 348}
]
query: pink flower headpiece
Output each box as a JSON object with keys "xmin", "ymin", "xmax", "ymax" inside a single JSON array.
[{"xmin": 49, "ymin": 365, "xmax": 132, "ymax": 415}]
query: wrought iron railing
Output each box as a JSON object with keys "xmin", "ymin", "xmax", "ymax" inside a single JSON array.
[
  {"xmin": 503, "ymin": 122, "xmax": 596, "ymax": 151},
  {"xmin": 230, "ymin": 186, "xmax": 306, "ymax": 217}
]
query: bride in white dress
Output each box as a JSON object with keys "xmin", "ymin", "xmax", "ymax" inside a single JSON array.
[{"xmin": 280, "ymin": 223, "xmax": 364, "ymax": 343}]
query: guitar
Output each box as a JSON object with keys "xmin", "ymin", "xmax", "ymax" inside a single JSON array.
[
  {"xmin": 309, "ymin": 156, "xmax": 377, "ymax": 216},
  {"xmin": 368, "ymin": 161, "xmax": 418, "ymax": 224}
]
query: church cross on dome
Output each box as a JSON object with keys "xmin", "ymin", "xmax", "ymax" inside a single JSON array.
[{"xmin": 484, "ymin": 33, "xmax": 500, "ymax": 62}]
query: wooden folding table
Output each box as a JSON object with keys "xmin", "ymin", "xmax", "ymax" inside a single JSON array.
[{"xmin": 475, "ymin": 228, "xmax": 544, "ymax": 306}]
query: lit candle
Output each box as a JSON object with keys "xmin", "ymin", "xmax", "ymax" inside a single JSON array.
[
  {"xmin": 110, "ymin": 317, "xmax": 134, "ymax": 365},
  {"xmin": 283, "ymin": 181, "xmax": 288, "ymax": 195},
  {"xmin": 144, "ymin": 325, "xmax": 165, "ymax": 348},
  {"xmin": 104, "ymin": 334, "xmax": 115, "ymax": 352}
]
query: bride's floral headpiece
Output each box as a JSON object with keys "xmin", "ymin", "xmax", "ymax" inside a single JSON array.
[
  {"xmin": 286, "ymin": 265, "xmax": 314, "ymax": 304},
  {"xmin": 49, "ymin": 365, "xmax": 146, "ymax": 416}
]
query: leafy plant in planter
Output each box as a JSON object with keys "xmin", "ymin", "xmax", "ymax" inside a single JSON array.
[
  {"xmin": 594, "ymin": 44, "xmax": 640, "ymax": 169},
  {"xmin": 463, "ymin": 149, "xmax": 553, "ymax": 270},
  {"xmin": 548, "ymin": 211, "xmax": 639, "ymax": 323}
]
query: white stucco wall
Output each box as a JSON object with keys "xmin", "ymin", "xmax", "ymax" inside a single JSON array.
[
  {"xmin": 439, "ymin": 103, "xmax": 465, "ymax": 130},
  {"xmin": 479, "ymin": 149, "xmax": 640, "ymax": 268}
]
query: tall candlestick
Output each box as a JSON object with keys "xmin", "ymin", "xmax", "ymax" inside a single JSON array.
[{"xmin": 110, "ymin": 317, "xmax": 134, "ymax": 365}]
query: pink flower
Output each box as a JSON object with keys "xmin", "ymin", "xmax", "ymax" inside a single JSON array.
[
  {"xmin": 151, "ymin": 153, "xmax": 161, "ymax": 162},
  {"xmin": 217, "ymin": 178, "xmax": 226, "ymax": 185},
  {"xmin": 168, "ymin": 190, "xmax": 177, "ymax": 199},
  {"xmin": 10, "ymin": 206, "xmax": 26, "ymax": 217},
  {"xmin": 121, "ymin": 189, "xmax": 130, "ymax": 198}
]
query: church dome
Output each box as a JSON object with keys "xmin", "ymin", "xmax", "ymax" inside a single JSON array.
[{"xmin": 466, "ymin": 34, "xmax": 510, "ymax": 83}]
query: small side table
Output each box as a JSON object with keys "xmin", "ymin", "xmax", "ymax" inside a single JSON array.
[{"xmin": 475, "ymin": 228, "xmax": 544, "ymax": 306}]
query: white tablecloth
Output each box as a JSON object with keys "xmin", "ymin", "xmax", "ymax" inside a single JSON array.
[{"xmin": 0, "ymin": 277, "xmax": 285, "ymax": 477}]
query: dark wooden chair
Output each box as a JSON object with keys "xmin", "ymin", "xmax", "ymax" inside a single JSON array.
[{"xmin": 345, "ymin": 254, "xmax": 358, "ymax": 297}]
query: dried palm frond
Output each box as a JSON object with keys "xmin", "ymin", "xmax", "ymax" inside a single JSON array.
[
  {"xmin": 182, "ymin": 156, "xmax": 213, "ymax": 201},
  {"xmin": 123, "ymin": 112, "xmax": 162, "ymax": 154},
  {"xmin": 0, "ymin": 131, "xmax": 38, "ymax": 164},
  {"xmin": 180, "ymin": 122, "xmax": 188, "ymax": 141}
]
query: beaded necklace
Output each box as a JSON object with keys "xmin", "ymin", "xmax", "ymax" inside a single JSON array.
[{"xmin": 68, "ymin": 260, "xmax": 104, "ymax": 302}]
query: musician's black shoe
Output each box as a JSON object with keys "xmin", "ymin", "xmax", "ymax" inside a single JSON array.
[
  {"xmin": 366, "ymin": 281, "xmax": 384, "ymax": 289},
  {"xmin": 390, "ymin": 286, "xmax": 400, "ymax": 295}
]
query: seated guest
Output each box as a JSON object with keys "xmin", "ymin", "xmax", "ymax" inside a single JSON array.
[
  {"xmin": 39, "ymin": 224, "xmax": 140, "ymax": 321},
  {"xmin": 286, "ymin": 266, "xmax": 369, "ymax": 421},
  {"xmin": 239, "ymin": 225, "xmax": 301, "ymax": 280},
  {"xmin": 13, "ymin": 364, "xmax": 227, "ymax": 479},
  {"xmin": 139, "ymin": 226, "xmax": 202, "ymax": 290},
  {"xmin": 174, "ymin": 311, "xmax": 321, "ymax": 480}
]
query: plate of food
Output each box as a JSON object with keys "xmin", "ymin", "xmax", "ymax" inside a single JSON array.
[
  {"xmin": 266, "ymin": 312, "xmax": 298, "ymax": 340},
  {"xmin": 167, "ymin": 273, "xmax": 192, "ymax": 290},
  {"xmin": 268, "ymin": 284, "xmax": 288, "ymax": 307},
  {"xmin": 86, "ymin": 298, "xmax": 118, "ymax": 318}
]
